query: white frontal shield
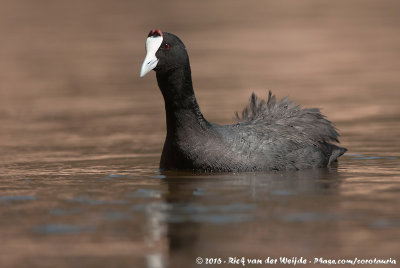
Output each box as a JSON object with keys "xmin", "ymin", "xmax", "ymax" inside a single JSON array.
[{"xmin": 140, "ymin": 35, "xmax": 163, "ymax": 77}]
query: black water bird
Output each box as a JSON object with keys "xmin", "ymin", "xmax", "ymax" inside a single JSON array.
[{"xmin": 140, "ymin": 29, "xmax": 346, "ymax": 172}]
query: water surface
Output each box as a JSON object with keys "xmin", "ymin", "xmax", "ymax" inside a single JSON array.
[{"xmin": 1, "ymin": 0, "xmax": 399, "ymax": 267}]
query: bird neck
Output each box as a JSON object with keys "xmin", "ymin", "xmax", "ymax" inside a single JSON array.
[{"xmin": 156, "ymin": 66, "xmax": 207, "ymax": 133}]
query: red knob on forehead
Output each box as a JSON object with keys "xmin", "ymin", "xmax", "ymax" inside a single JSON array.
[{"xmin": 148, "ymin": 29, "xmax": 163, "ymax": 37}]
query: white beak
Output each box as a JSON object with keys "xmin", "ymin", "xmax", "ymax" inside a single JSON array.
[{"xmin": 140, "ymin": 35, "xmax": 163, "ymax": 77}]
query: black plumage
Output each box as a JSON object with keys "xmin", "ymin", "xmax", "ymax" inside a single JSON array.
[{"xmin": 142, "ymin": 31, "xmax": 346, "ymax": 172}]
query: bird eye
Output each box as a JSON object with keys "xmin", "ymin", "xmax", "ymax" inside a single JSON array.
[{"xmin": 164, "ymin": 43, "xmax": 170, "ymax": 50}]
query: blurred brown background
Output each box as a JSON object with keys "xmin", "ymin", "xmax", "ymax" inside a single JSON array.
[
  {"xmin": 1, "ymin": 1, "xmax": 400, "ymax": 267},
  {"xmin": 1, "ymin": 0, "xmax": 400, "ymax": 161}
]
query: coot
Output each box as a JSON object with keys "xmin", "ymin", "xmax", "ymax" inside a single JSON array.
[{"xmin": 140, "ymin": 29, "xmax": 346, "ymax": 172}]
